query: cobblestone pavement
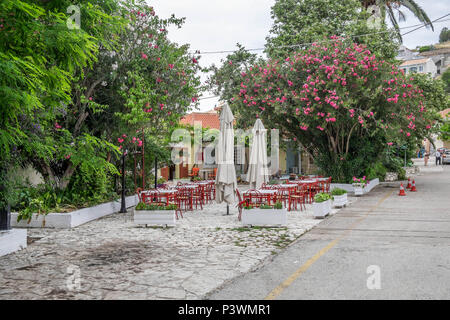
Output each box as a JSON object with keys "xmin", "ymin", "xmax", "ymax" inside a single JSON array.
[{"xmin": 0, "ymin": 186, "xmax": 358, "ymax": 300}]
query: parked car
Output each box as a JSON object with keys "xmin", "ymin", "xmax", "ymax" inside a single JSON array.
[{"xmin": 443, "ymin": 150, "xmax": 450, "ymax": 164}]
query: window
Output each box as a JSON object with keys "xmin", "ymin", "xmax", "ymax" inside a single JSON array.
[
  {"xmin": 409, "ymin": 66, "xmax": 417, "ymax": 73},
  {"xmin": 418, "ymin": 65, "xmax": 423, "ymax": 72}
]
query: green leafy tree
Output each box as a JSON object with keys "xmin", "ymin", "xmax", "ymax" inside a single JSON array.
[
  {"xmin": 28, "ymin": 1, "xmax": 203, "ymax": 192},
  {"xmin": 440, "ymin": 116, "xmax": 450, "ymax": 141},
  {"xmin": 0, "ymin": 0, "xmax": 100, "ymax": 210},
  {"xmin": 441, "ymin": 68, "xmax": 450, "ymax": 93},
  {"xmin": 410, "ymin": 73, "xmax": 449, "ymax": 112},
  {"xmin": 265, "ymin": 0, "xmax": 399, "ymax": 59},
  {"xmin": 439, "ymin": 27, "xmax": 450, "ymax": 43}
]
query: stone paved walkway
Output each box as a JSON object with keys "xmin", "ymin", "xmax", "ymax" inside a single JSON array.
[{"xmin": 0, "ymin": 186, "xmax": 358, "ymax": 300}]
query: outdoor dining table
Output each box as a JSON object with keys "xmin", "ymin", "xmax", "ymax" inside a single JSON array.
[
  {"xmin": 141, "ymin": 189, "xmax": 178, "ymax": 205},
  {"xmin": 277, "ymin": 184, "xmax": 298, "ymax": 188},
  {"xmin": 181, "ymin": 184, "xmax": 199, "ymax": 189},
  {"xmin": 295, "ymin": 179, "xmax": 317, "ymax": 184},
  {"xmin": 195, "ymin": 180, "xmax": 214, "ymax": 185},
  {"xmin": 244, "ymin": 189, "xmax": 278, "ymax": 205}
]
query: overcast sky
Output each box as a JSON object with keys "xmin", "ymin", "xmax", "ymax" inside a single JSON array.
[{"xmin": 149, "ymin": 0, "xmax": 450, "ymax": 112}]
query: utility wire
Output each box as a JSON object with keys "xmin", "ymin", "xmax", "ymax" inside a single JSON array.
[
  {"xmin": 192, "ymin": 16, "xmax": 450, "ymax": 55},
  {"xmin": 401, "ymin": 13, "xmax": 450, "ymax": 36},
  {"xmin": 196, "ymin": 14, "xmax": 450, "ymax": 102}
]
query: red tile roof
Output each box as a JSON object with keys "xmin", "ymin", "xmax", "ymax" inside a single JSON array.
[
  {"xmin": 180, "ymin": 109, "xmax": 221, "ymax": 129},
  {"xmin": 440, "ymin": 108, "xmax": 450, "ymax": 118}
]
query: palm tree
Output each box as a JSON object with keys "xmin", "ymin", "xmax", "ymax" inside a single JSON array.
[{"xmin": 361, "ymin": 0, "xmax": 434, "ymax": 40}]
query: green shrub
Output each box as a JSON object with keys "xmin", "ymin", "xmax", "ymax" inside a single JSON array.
[
  {"xmin": 331, "ymin": 188, "xmax": 347, "ymax": 196},
  {"xmin": 157, "ymin": 177, "xmax": 167, "ymax": 184},
  {"xmin": 397, "ymin": 167, "xmax": 406, "ymax": 180},
  {"xmin": 314, "ymin": 193, "xmax": 332, "ymax": 203},
  {"xmin": 13, "ymin": 182, "xmax": 118, "ymax": 222},
  {"xmin": 245, "ymin": 201, "xmax": 283, "ymax": 209},
  {"xmin": 418, "ymin": 45, "xmax": 433, "ymax": 53},
  {"xmin": 365, "ymin": 161, "xmax": 387, "ymax": 182},
  {"xmin": 135, "ymin": 202, "xmax": 178, "ymax": 211}
]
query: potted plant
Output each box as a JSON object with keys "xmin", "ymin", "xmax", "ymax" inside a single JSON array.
[
  {"xmin": 352, "ymin": 176, "xmax": 368, "ymax": 195},
  {"xmin": 241, "ymin": 201, "xmax": 287, "ymax": 227},
  {"xmin": 133, "ymin": 202, "xmax": 178, "ymax": 227},
  {"xmin": 313, "ymin": 193, "xmax": 332, "ymax": 218},
  {"xmin": 156, "ymin": 176, "xmax": 168, "ymax": 188},
  {"xmin": 331, "ymin": 188, "xmax": 348, "ymax": 207}
]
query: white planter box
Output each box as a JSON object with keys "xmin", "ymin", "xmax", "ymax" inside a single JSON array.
[
  {"xmin": 364, "ymin": 178, "xmax": 379, "ymax": 192},
  {"xmin": 313, "ymin": 200, "xmax": 331, "ymax": 218},
  {"xmin": 241, "ymin": 209, "xmax": 287, "ymax": 227},
  {"xmin": 353, "ymin": 186, "xmax": 364, "ymax": 196},
  {"xmin": 11, "ymin": 195, "xmax": 138, "ymax": 229},
  {"xmin": 134, "ymin": 209, "xmax": 176, "ymax": 227},
  {"xmin": 332, "ymin": 194, "xmax": 348, "ymax": 207},
  {"xmin": 332, "ymin": 178, "xmax": 379, "ymax": 195},
  {"xmin": 0, "ymin": 229, "xmax": 27, "ymax": 257},
  {"xmin": 330, "ymin": 184, "xmax": 354, "ymax": 193}
]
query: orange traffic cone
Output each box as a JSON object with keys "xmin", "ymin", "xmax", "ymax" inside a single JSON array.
[
  {"xmin": 406, "ymin": 178, "xmax": 412, "ymax": 189},
  {"xmin": 398, "ymin": 183, "xmax": 406, "ymax": 196},
  {"xmin": 410, "ymin": 180, "xmax": 417, "ymax": 192}
]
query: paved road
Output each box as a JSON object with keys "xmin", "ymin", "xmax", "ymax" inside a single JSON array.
[{"xmin": 209, "ymin": 166, "xmax": 450, "ymax": 299}]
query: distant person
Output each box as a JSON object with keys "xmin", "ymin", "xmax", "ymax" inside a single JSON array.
[
  {"xmin": 424, "ymin": 152, "xmax": 429, "ymax": 166},
  {"xmin": 435, "ymin": 150, "xmax": 441, "ymax": 165}
]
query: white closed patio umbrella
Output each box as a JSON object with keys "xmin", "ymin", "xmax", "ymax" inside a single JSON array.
[
  {"xmin": 246, "ymin": 119, "xmax": 269, "ymax": 189},
  {"xmin": 215, "ymin": 102, "xmax": 237, "ymax": 214}
]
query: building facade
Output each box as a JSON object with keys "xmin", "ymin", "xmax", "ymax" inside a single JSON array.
[
  {"xmin": 399, "ymin": 57, "xmax": 437, "ymax": 77},
  {"xmin": 158, "ymin": 107, "xmax": 318, "ymax": 181}
]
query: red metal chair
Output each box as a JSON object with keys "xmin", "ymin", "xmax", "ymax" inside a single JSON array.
[
  {"xmin": 277, "ymin": 187, "xmax": 291, "ymax": 207},
  {"xmin": 236, "ymin": 189, "xmax": 248, "ymax": 221},
  {"xmin": 244, "ymin": 190, "xmax": 266, "ymax": 208},
  {"xmin": 288, "ymin": 185, "xmax": 307, "ymax": 211},
  {"xmin": 305, "ymin": 182, "xmax": 317, "ymax": 204},
  {"xmin": 176, "ymin": 187, "xmax": 192, "ymax": 211},
  {"xmin": 136, "ymin": 187, "xmax": 143, "ymax": 203},
  {"xmin": 208, "ymin": 168, "xmax": 217, "ymax": 180},
  {"xmin": 190, "ymin": 186, "xmax": 203, "ymax": 210},
  {"xmin": 203, "ymin": 183, "xmax": 213, "ymax": 204}
]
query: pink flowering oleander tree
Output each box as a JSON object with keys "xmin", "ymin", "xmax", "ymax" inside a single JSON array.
[{"xmin": 230, "ymin": 37, "xmax": 439, "ymax": 181}]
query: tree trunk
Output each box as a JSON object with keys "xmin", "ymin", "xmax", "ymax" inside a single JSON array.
[
  {"xmin": 42, "ymin": 162, "xmax": 77, "ymax": 190},
  {"xmin": 60, "ymin": 164, "xmax": 76, "ymax": 190}
]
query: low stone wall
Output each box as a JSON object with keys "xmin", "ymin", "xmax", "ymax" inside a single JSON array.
[
  {"xmin": 385, "ymin": 172, "xmax": 398, "ymax": 182},
  {"xmin": 405, "ymin": 166, "xmax": 418, "ymax": 175},
  {"xmin": 331, "ymin": 178, "xmax": 379, "ymax": 195},
  {"xmin": 11, "ymin": 195, "xmax": 138, "ymax": 229},
  {"xmin": 0, "ymin": 229, "xmax": 27, "ymax": 257}
]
